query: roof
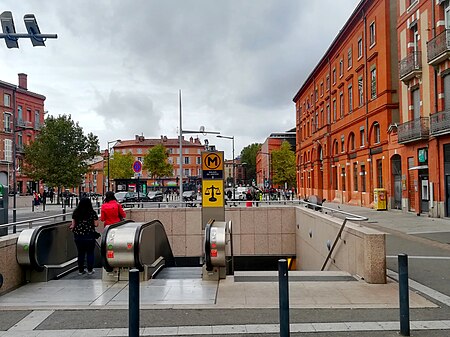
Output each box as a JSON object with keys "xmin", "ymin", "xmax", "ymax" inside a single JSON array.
[
  {"xmin": 0, "ymin": 80, "xmax": 46, "ymax": 101},
  {"xmin": 114, "ymin": 137, "xmax": 204, "ymax": 149}
]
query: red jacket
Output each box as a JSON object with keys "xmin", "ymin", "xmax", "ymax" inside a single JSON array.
[{"xmin": 100, "ymin": 201, "xmax": 126, "ymax": 226}]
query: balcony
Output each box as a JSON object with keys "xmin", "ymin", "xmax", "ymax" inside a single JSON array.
[
  {"xmin": 15, "ymin": 144, "xmax": 25, "ymax": 153},
  {"xmin": 399, "ymin": 51, "xmax": 422, "ymax": 82},
  {"xmin": 16, "ymin": 119, "xmax": 32, "ymax": 129},
  {"xmin": 398, "ymin": 117, "xmax": 429, "ymax": 144},
  {"xmin": 34, "ymin": 122, "xmax": 42, "ymax": 130},
  {"xmin": 427, "ymin": 29, "xmax": 450, "ymax": 66},
  {"xmin": 430, "ymin": 110, "xmax": 450, "ymax": 136}
]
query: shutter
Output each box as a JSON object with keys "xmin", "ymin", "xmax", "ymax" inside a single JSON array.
[
  {"xmin": 413, "ymin": 89, "xmax": 420, "ymax": 120},
  {"xmin": 444, "ymin": 75, "xmax": 450, "ymax": 111}
]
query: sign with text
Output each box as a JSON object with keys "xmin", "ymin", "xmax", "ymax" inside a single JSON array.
[{"xmin": 202, "ymin": 151, "xmax": 224, "ymax": 179}]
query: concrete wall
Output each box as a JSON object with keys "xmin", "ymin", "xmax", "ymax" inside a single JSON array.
[
  {"xmin": 0, "ymin": 235, "xmax": 24, "ymax": 295},
  {"xmin": 296, "ymin": 207, "xmax": 386, "ymax": 284}
]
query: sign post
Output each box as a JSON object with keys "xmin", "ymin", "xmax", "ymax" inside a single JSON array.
[
  {"xmin": 133, "ymin": 161, "xmax": 142, "ymax": 202},
  {"xmin": 201, "ymin": 151, "xmax": 225, "ymax": 228}
]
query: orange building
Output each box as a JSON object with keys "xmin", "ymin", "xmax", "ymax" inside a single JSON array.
[
  {"xmin": 0, "ymin": 73, "xmax": 46, "ymax": 195},
  {"xmin": 111, "ymin": 135, "xmax": 204, "ymax": 190},
  {"xmin": 82, "ymin": 155, "xmax": 105, "ymax": 195},
  {"xmin": 396, "ymin": 0, "xmax": 450, "ymax": 217},
  {"xmin": 293, "ymin": 0, "xmax": 399, "ymax": 207}
]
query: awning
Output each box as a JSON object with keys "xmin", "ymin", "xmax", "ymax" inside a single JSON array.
[{"xmin": 408, "ymin": 165, "xmax": 428, "ymax": 171}]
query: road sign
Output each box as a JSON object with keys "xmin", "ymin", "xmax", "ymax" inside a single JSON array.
[
  {"xmin": 202, "ymin": 152, "xmax": 223, "ymax": 179},
  {"xmin": 133, "ymin": 161, "xmax": 142, "ymax": 173},
  {"xmin": 202, "ymin": 180, "xmax": 224, "ymax": 207}
]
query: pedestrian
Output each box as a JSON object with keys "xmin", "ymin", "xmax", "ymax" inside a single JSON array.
[
  {"xmin": 101, "ymin": 191, "xmax": 126, "ymax": 226},
  {"xmin": 69, "ymin": 197, "xmax": 99, "ymax": 275},
  {"xmin": 33, "ymin": 191, "xmax": 40, "ymax": 210},
  {"xmin": 49, "ymin": 189, "xmax": 54, "ymax": 203}
]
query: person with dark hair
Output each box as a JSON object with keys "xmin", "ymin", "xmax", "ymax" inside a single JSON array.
[
  {"xmin": 69, "ymin": 197, "xmax": 99, "ymax": 275},
  {"xmin": 101, "ymin": 191, "xmax": 126, "ymax": 226}
]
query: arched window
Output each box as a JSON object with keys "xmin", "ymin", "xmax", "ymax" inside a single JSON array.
[
  {"xmin": 333, "ymin": 140, "xmax": 339, "ymax": 155},
  {"xmin": 349, "ymin": 132, "xmax": 355, "ymax": 151},
  {"xmin": 373, "ymin": 122, "xmax": 380, "ymax": 144}
]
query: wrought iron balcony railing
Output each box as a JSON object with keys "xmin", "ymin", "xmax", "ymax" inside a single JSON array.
[
  {"xmin": 430, "ymin": 110, "xmax": 450, "ymax": 136},
  {"xmin": 16, "ymin": 119, "xmax": 32, "ymax": 129},
  {"xmin": 427, "ymin": 29, "xmax": 450, "ymax": 65},
  {"xmin": 399, "ymin": 51, "xmax": 422, "ymax": 81},
  {"xmin": 398, "ymin": 117, "xmax": 429, "ymax": 144}
]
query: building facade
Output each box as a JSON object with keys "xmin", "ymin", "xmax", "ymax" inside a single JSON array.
[
  {"xmin": 294, "ymin": 0, "xmax": 399, "ymax": 207},
  {"xmin": 0, "ymin": 74, "xmax": 46, "ymax": 195}
]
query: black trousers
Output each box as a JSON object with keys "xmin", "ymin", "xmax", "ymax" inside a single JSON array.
[{"xmin": 74, "ymin": 236, "xmax": 96, "ymax": 272}]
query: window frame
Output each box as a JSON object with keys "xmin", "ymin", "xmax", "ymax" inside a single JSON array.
[
  {"xmin": 3, "ymin": 94, "xmax": 11, "ymax": 107},
  {"xmin": 357, "ymin": 37, "xmax": 363, "ymax": 59},
  {"xmin": 370, "ymin": 67, "xmax": 377, "ymax": 99},
  {"xmin": 369, "ymin": 21, "xmax": 376, "ymax": 47}
]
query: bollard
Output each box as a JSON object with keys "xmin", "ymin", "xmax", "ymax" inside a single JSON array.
[
  {"xmin": 129, "ymin": 268, "xmax": 140, "ymax": 337},
  {"xmin": 43, "ymin": 202, "xmax": 46, "ymax": 212},
  {"xmin": 62, "ymin": 208, "xmax": 66, "ymax": 221},
  {"xmin": 398, "ymin": 254, "xmax": 410, "ymax": 336},
  {"xmin": 31, "ymin": 200, "xmax": 34, "ymax": 212},
  {"xmin": 278, "ymin": 259, "xmax": 290, "ymax": 337},
  {"xmin": 12, "ymin": 209, "xmax": 16, "ymax": 233}
]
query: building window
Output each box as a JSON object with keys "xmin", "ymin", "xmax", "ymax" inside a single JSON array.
[
  {"xmin": 360, "ymin": 164, "xmax": 366, "ymax": 192},
  {"xmin": 353, "ymin": 162, "xmax": 358, "ymax": 192},
  {"xmin": 358, "ymin": 76, "xmax": 364, "ymax": 106},
  {"xmin": 370, "ymin": 67, "xmax": 377, "ymax": 99},
  {"xmin": 137, "ymin": 148, "xmax": 142, "ymax": 154},
  {"xmin": 326, "ymin": 75, "xmax": 330, "ymax": 91},
  {"xmin": 350, "ymin": 133, "xmax": 355, "ymax": 150},
  {"xmin": 340, "ymin": 91, "xmax": 344, "ymax": 118},
  {"xmin": 377, "ymin": 159, "xmax": 383, "ymax": 188},
  {"xmin": 333, "ymin": 99, "xmax": 337, "ymax": 122},
  {"xmin": 374, "ymin": 123, "xmax": 380, "ymax": 143},
  {"xmin": 360, "ymin": 127, "xmax": 365, "ymax": 147},
  {"xmin": 334, "ymin": 141, "xmax": 338, "ymax": 155},
  {"xmin": 184, "ymin": 157, "xmax": 190, "ymax": 164},
  {"xmin": 326, "ymin": 104, "xmax": 330, "ymax": 125},
  {"xmin": 341, "ymin": 167, "xmax": 346, "ymax": 191},
  {"xmin": 320, "ymin": 109, "xmax": 323, "ymax": 128},
  {"xmin": 4, "ymin": 94, "xmax": 11, "ymax": 107},
  {"xmin": 369, "ymin": 21, "xmax": 376, "ymax": 47},
  {"xmin": 357, "ymin": 38, "xmax": 363, "ymax": 59},
  {"xmin": 18, "ymin": 105, "xmax": 23, "ymax": 121},
  {"xmin": 348, "ymin": 84, "xmax": 353, "ymax": 112},
  {"xmin": 347, "ymin": 47, "xmax": 352, "ymax": 69},
  {"xmin": 184, "ymin": 168, "xmax": 190, "ymax": 176},
  {"xmin": 320, "ymin": 82, "xmax": 324, "ymax": 96},
  {"xmin": 197, "ymin": 157, "xmax": 201, "ymax": 165},
  {"xmin": 341, "ymin": 135, "xmax": 345, "ymax": 153},
  {"xmin": 34, "ymin": 110, "xmax": 40, "ymax": 128},
  {"xmin": 4, "ymin": 139, "xmax": 12, "ymax": 162},
  {"xmin": 339, "ymin": 59, "xmax": 344, "ymax": 77},
  {"xmin": 4, "ymin": 113, "xmax": 11, "ymax": 132},
  {"xmin": 332, "ymin": 68, "xmax": 336, "ymax": 84}
]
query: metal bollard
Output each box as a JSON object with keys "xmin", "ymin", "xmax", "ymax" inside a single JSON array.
[
  {"xmin": 398, "ymin": 254, "xmax": 410, "ymax": 336},
  {"xmin": 31, "ymin": 200, "xmax": 34, "ymax": 212},
  {"xmin": 62, "ymin": 208, "xmax": 66, "ymax": 221},
  {"xmin": 278, "ymin": 259, "xmax": 290, "ymax": 337},
  {"xmin": 12, "ymin": 209, "xmax": 16, "ymax": 233},
  {"xmin": 129, "ymin": 268, "xmax": 140, "ymax": 337}
]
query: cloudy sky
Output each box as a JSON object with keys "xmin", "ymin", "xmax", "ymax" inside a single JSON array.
[{"xmin": 0, "ymin": 0, "xmax": 360, "ymax": 159}]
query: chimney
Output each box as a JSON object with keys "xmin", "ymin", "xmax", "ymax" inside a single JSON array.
[
  {"xmin": 190, "ymin": 137, "xmax": 193, "ymax": 143},
  {"xmin": 18, "ymin": 73, "xmax": 27, "ymax": 90},
  {"xmin": 135, "ymin": 135, "xmax": 140, "ymax": 141}
]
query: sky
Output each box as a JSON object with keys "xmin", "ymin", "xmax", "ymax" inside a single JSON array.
[{"xmin": 0, "ymin": 0, "xmax": 360, "ymax": 159}]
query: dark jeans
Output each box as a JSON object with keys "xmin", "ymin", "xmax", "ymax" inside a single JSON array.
[{"xmin": 74, "ymin": 235, "xmax": 96, "ymax": 272}]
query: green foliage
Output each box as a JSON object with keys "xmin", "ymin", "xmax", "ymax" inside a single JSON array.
[
  {"xmin": 23, "ymin": 115, "xmax": 99, "ymax": 188},
  {"xmin": 240, "ymin": 143, "xmax": 261, "ymax": 184},
  {"xmin": 107, "ymin": 151, "xmax": 134, "ymax": 179},
  {"xmin": 143, "ymin": 144, "xmax": 173, "ymax": 179},
  {"xmin": 271, "ymin": 141, "xmax": 296, "ymax": 188}
]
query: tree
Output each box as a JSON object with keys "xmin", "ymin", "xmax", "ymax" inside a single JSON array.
[
  {"xmin": 143, "ymin": 144, "xmax": 173, "ymax": 181},
  {"xmin": 240, "ymin": 143, "xmax": 261, "ymax": 185},
  {"xmin": 23, "ymin": 114, "xmax": 99, "ymax": 190},
  {"xmin": 107, "ymin": 151, "xmax": 134, "ymax": 180},
  {"xmin": 271, "ymin": 141, "xmax": 296, "ymax": 188}
]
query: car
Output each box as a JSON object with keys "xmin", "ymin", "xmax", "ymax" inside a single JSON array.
[
  {"xmin": 115, "ymin": 191, "xmax": 127, "ymax": 203},
  {"xmin": 148, "ymin": 191, "xmax": 164, "ymax": 202},
  {"xmin": 123, "ymin": 192, "xmax": 149, "ymax": 202},
  {"xmin": 182, "ymin": 190, "xmax": 197, "ymax": 201}
]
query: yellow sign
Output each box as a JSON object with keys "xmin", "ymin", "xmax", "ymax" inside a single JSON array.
[
  {"xmin": 202, "ymin": 152, "xmax": 223, "ymax": 171},
  {"xmin": 202, "ymin": 180, "xmax": 224, "ymax": 207}
]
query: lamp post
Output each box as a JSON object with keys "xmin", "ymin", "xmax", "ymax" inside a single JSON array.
[
  {"xmin": 107, "ymin": 139, "xmax": 121, "ymax": 192},
  {"xmin": 217, "ymin": 135, "xmax": 235, "ymax": 200},
  {"xmin": 178, "ymin": 90, "xmax": 219, "ymax": 203},
  {"xmin": 259, "ymin": 151, "xmax": 271, "ymax": 190}
]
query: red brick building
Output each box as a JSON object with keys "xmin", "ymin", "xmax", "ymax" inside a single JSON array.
[
  {"xmin": 294, "ymin": 0, "xmax": 399, "ymax": 206},
  {"xmin": 0, "ymin": 74, "xmax": 46, "ymax": 195}
]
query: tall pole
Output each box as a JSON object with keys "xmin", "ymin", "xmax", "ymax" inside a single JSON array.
[
  {"xmin": 107, "ymin": 147, "xmax": 110, "ymax": 192},
  {"xmin": 232, "ymin": 137, "xmax": 235, "ymax": 200},
  {"xmin": 12, "ymin": 87, "xmax": 17, "ymax": 224},
  {"xmin": 179, "ymin": 90, "xmax": 183, "ymax": 202}
]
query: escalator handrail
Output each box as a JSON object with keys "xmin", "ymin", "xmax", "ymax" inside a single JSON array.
[
  {"xmin": 101, "ymin": 219, "xmax": 133, "ymax": 272},
  {"xmin": 204, "ymin": 221, "xmax": 213, "ymax": 271}
]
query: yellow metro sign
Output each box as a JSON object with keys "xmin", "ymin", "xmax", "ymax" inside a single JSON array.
[
  {"xmin": 202, "ymin": 180, "xmax": 224, "ymax": 207},
  {"xmin": 202, "ymin": 152, "xmax": 224, "ymax": 179}
]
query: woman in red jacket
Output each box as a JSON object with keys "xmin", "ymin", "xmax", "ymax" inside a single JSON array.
[{"xmin": 101, "ymin": 191, "xmax": 126, "ymax": 226}]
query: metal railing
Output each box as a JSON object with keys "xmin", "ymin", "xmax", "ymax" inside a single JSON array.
[
  {"xmin": 427, "ymin": 29, "xmax": 450, "ymax": 63},
  {"xmin": 296, "ymin": 199, "xmax": 368, "ymax": 271},
  {"xmin": 0, "ymin": 210, "xmax": 73, "ymax": 234},
  {"xmin": 430, "ymin": 110, "xmax": 450, "ymax": 136},
  {"xmin": 399, "ymin": 51, "xmax": 421, "ymax": 80},
  {"xmin": 398, "ymin": 117, "xmax": 429, "ymax": 143}
]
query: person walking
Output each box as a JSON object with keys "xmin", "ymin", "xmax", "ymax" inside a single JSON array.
[
  {"xmin": 33, "ymin": 191, "xmax": 40, "ymax": 210},
  {"xmin": 69, "ymin": 197, "xmax": 99, "ymax": 275},
  {"xmin": 101, "ymin": 191, "xmax": 126, "ymax": 226}
]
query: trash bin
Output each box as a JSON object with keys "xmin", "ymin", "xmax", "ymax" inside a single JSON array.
[{"xmin": 373, "ymin": 188, "xmax": 387, "ymax": 211}]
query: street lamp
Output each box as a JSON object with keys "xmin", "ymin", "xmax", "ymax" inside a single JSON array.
[
  {"xmin": 107, "ymin": 139, "xmax": 121, "ymax": 192},
  {"xmin": 259, "ymin": 151, "xmax": 271, "ymax": 190},
  {"xmin": 216, "ymin": 135, "xmax": 235, "ymax": 200},
  {"xmin": 178, "ymin": 90, "xmax": 219, "ymax": 202}
]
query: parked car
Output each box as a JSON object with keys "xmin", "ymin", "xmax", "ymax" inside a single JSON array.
[
  {"xmin": 123, "ymin": 192, "xmax": 149, "ymax": 202},
  {"xmin": 182, "ymin": 190, "xmax": 197, "ymax": 201},
  {"xmin": 148, "ymin": 191, "xmax": 164, "ymax": 202},
  {"xmin": 115, "ymin": 191, "xmax": 127, "ymax": 203}
]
